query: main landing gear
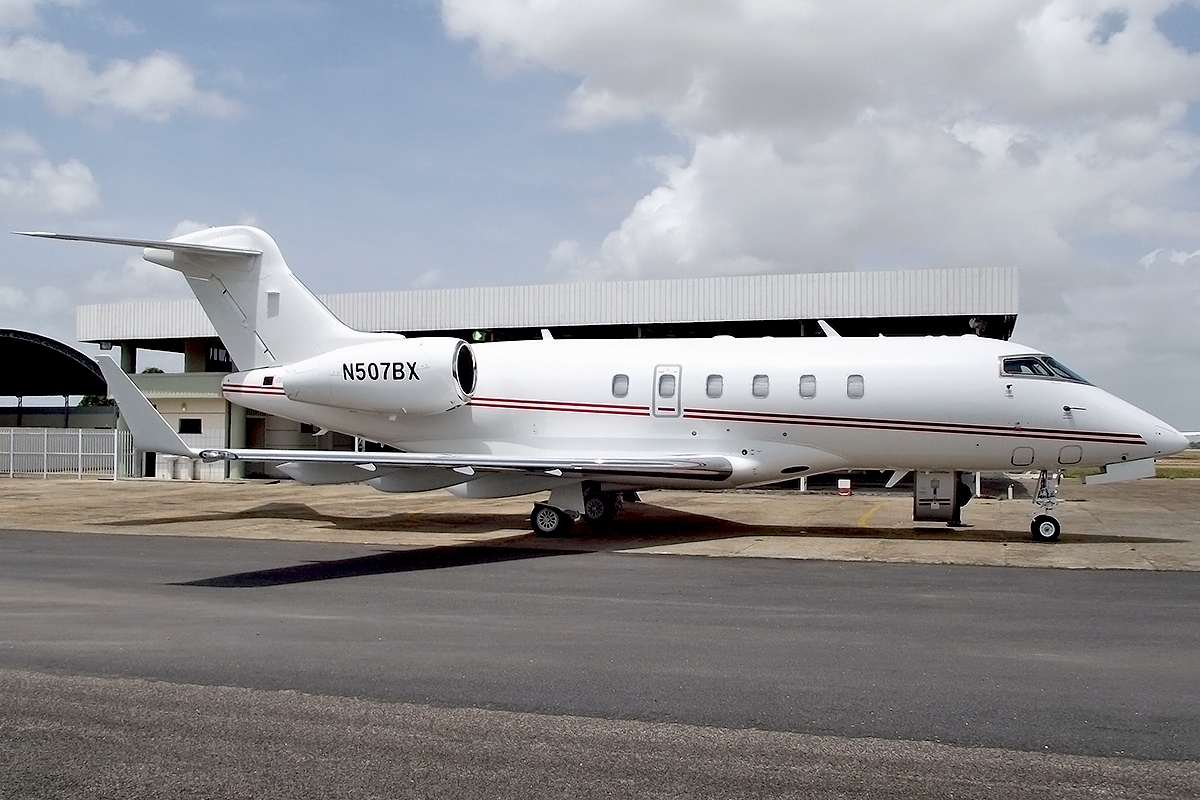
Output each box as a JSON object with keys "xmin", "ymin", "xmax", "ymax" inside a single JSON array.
[
  {"xmin": 1030, "ymin": 470, "xmax": 1062, "ymax": 542},
  {"xmin": 530, "ymin": 503, "xmax": 574, "ymax": 537},
  {"xmin": 530, "ymin": 488, "xmax": 625, "ymax": 537}
]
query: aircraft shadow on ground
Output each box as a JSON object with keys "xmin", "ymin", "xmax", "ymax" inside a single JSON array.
[
  {"xmin": 175, "ymin": 541, "xmax": 579, "ymax": 588},
  {"xmin": 105, "ymin": 502, "xmax": 532, "ymax": 535},
  {"xmin": 167, "ymin": 501, "xmax": 1186, "ymax": 588}
]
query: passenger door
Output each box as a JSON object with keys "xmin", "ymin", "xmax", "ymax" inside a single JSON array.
[{"xmin": 652, "ymin": 365, "xmax": 683, "ymax": 417}]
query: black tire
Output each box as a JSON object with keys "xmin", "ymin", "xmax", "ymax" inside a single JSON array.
[
  {"xmin": 582, "ymin": 492, "xmax": 620, "ymax": 523},
  {"xmin": 1030, "ymin": 514, "xmax": 1061, "ymax": 542},
  {"xmin": 531, "ymin": 504, "xmax": 574, "ymax": 537}
]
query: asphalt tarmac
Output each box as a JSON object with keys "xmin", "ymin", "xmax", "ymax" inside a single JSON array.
[{"xmin": 1, "ymin": 527, "xmax": 1197, "ymax": 798}]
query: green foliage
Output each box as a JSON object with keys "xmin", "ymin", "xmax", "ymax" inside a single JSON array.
[{"xmin": 79, "ymin": 394, "xmax": 114, "ymax": 407}]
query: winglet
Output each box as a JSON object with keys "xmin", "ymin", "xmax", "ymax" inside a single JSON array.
[
  {"xmin": 97, "ymin": 355, "xmax": 199, "ymax": 457},
  {"xmin": 817, "ymin": 320, "xmax": 841, "ymax": 338}
]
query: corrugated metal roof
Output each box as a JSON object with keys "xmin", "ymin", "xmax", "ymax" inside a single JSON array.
[{"xmin": 77, "ymin": 267, "xmax": 1018, "ymax": 342}]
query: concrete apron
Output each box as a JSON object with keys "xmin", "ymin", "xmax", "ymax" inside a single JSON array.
[{"xmin": 1, "ymin": 476, "xmax": 1198, "ymax": 571}]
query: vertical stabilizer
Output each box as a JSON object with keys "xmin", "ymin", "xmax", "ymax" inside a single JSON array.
[
  {"xmin": 18, "ymin": 226, "xmax": 384, "ymax": 369},
  {"xmin": 143, "ymin": 226, "xmax": 380, "ymax": 369}
]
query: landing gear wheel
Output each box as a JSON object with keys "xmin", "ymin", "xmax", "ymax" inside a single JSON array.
[
  {"xmin": 531, "ymin": 504, "xmax": 574, "ymax": 537},
  {"xmin": 582, "ymin": 492, "xmax": 621, "ymax": 523},
  {"xmin": 1031, "ymin": 515, "xmax": 1061, "ymax": 542}
]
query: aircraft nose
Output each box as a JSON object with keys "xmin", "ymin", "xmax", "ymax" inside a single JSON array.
[{"xmin": 1153, "ymin": 424, "xmax": 1190, "ymax": 457}]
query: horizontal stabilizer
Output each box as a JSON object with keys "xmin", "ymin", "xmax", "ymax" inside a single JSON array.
[
  {"xmin": 14, "ymin": 231, "xmax": 261, "ymax": 257},
  {"xmin": 97, "ymin": 355, "xmax": 198, "ymax": 458}
]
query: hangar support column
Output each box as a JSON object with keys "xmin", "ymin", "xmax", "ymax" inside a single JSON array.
[
  {"xmin": 119, "ymin": 344, "xmax": 136, "ymax": 374},
  {"xmin": 183, "ymin": 339, "xmax": 207, "ymax": 373},
  {"xmin": 226, "ymin": 401, "xmax": 245, "ymax": 480}
]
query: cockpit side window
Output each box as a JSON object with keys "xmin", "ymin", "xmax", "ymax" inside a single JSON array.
[
  {"xmin": 1001, "ymin": 355, "xmax": 1090, "ymax": 384},
  {"xmin": 1002, "ymin": 356, "xmax": 1053, "ymax": 377}
]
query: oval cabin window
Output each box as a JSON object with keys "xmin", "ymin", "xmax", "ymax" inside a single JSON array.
[
  {"xmin": 847, "ymin": 374, "xmax": 864, "ymax": 399},
  {"xmin": 706, "ymin": 374, "xmax": 723, "ymax": 398},
  {"xmin": 612, "ymin": 374, "xmax": 629, "ymax": 398},
  {"xmin": 752, "ymin": 374, "xmax": 770, "ymax": 398},
  {"xmin": 799, "ymin": 374, "xmax": 816, "ymax": 399},
  {"xmin": 658, "ymin": 373, "xmax": 676, "ymax": 398}
]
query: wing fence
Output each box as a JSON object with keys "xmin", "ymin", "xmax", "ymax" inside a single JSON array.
[{"xmin": 0, "ymin": 428, "xmax": 135, "ymax": 479}]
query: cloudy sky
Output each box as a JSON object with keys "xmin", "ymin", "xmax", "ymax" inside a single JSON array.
[{"xmin": 1, "ymin": 0, "xmax": 1199, "ymax": 427}]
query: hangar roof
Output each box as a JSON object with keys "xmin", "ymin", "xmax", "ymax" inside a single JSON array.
[
  {"xmin": 0, "ymin": 329, "xmax": 105, "ymax": 397},
  {"xmin": 77, "ymin": 267, "xmax": 1017, "ymax": 344}
]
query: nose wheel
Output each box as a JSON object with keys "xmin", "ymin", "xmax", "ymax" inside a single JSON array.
[
  {"xmin": 1030, "ymin": 470, "xmax": 1062, "ymax": 542},
  {"xmin": 1031, "ymin": 514, "xmax": 1061, "ymax": 542}
]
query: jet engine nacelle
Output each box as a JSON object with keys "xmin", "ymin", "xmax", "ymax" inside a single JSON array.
[{"xmin": 282, "ymin": 337, "xmax": 476, "ymax": 415}]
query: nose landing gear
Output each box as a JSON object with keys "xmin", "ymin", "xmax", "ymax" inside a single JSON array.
[{"xmin": 1030, "ymin": 470, "xmax": 1062, "ymax": 542}]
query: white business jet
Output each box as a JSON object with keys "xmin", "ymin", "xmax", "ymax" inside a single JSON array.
[{"xmin": 20, "ymin": 226, "xmax": 1191, "ymax": 541}]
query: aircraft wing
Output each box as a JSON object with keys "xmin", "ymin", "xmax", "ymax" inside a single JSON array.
[
  {"xmin": 97, "ymin": 355, "xmax": 732, "ymax": 482},
  {"xmin": 196, "ymin": 447, "xmax": 732, "ymax": 481}
]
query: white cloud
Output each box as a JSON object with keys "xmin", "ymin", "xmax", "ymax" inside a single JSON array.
[
  {"xmin": 444, "ymin": 0, "xmax": 1200, "ymax": 425},
  {"xmin": 0, "ymin": 279, "xmax": 68, "ymax": 322},
  {"xmin": 0, "ymin": 0, "xmax": 80, "ymax": 32},
  {"xmin": 169, "ymin": 219, "xmax": 211, "ymax": 237},
  {"xmin": 0, "ymin": 282, "xmax": 25, "ymax": 309},
  {"xmin": 83, "ymin": 218, "xmax": 227, "ymax": 300},
  {"xmin": 83, "ymin": 253, "xmax": 190, "ymax": 300},
  {"xmin": 0, "ymin": 128, "xmax": 41, "ymax": 154},
  {"xmin": 411, "ymin": 268, "xmax": 445, "ymax": 289},
  {"xmin": 0, "ymin": 144, "xmax": 99, "ymax": 214},
  {"xmin": 1139, "ymin": 246, "xmax": 1200, "ymax": 267},
  {"xmin": 0, "ymin": 0, "xmax": 236, "ymax": 120},
  {"xmin": 443, "ymin": 0, "xmax": 1200, "ymax": 280}
]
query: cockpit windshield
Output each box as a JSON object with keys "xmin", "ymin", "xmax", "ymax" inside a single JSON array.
[
  {"xmin": 1042, "ymin": 356, "xmax": 1089, "ymax": 384},
  {"xmin": 1001, "ymin": 355, "xmax": 1090, "ymax": 385}
]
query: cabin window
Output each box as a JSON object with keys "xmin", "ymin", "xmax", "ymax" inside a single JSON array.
[
  {"xmin": 706, "ymin": 374, "xmax": 723, "ymax": 398},
  {"xmin": 178, "ymin": 418, "xmax": 202, "ymax": 434},
  {"xmin": 799, "ymin": 374, "xmax": 816, "ymax": 399},
  {"xmin": 658, "ymin": 373, "xmax": 676, "ymax": 398},
  {"xmin": 847, "ymin": 374, "xmax": 864, "ymax": 399},
  {"xmin": 752, "ymin": 374, "xmax": 770, "ymax": 398},
  {"xmin": 612, "ymin": 374, "xmax": 629, "ymax": 398},
  {"xmin": 262, "ymin": 375, "xmax": 274, "ymax": 386}
]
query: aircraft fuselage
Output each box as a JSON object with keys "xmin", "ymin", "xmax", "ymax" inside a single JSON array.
[{"xmin": 221, "ymin": 334, "xmax": 1184, "ymax": 491}]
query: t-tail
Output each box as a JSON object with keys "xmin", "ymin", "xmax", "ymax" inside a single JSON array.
[{"xmin": 17, "ymin": 226, "xmax": 384, "ymax": 370}]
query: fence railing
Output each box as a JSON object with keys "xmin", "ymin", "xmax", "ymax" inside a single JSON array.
[{"xmin": 0, "ymin": 427, "xmax": 135, "ymax": 479}]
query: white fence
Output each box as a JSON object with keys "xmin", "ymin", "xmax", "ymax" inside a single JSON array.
[{"xmin": 0, "ymin": 427, "xmax": 135, "ymax": 479}]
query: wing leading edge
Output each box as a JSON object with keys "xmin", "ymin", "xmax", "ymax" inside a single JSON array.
[
  {"xmin": 15, "ymin": 231, "xmax": 262, "ymax": 257},
  {"xmin": 97, "ymin": 356, "xmax": 733, "ymax": 483}
]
